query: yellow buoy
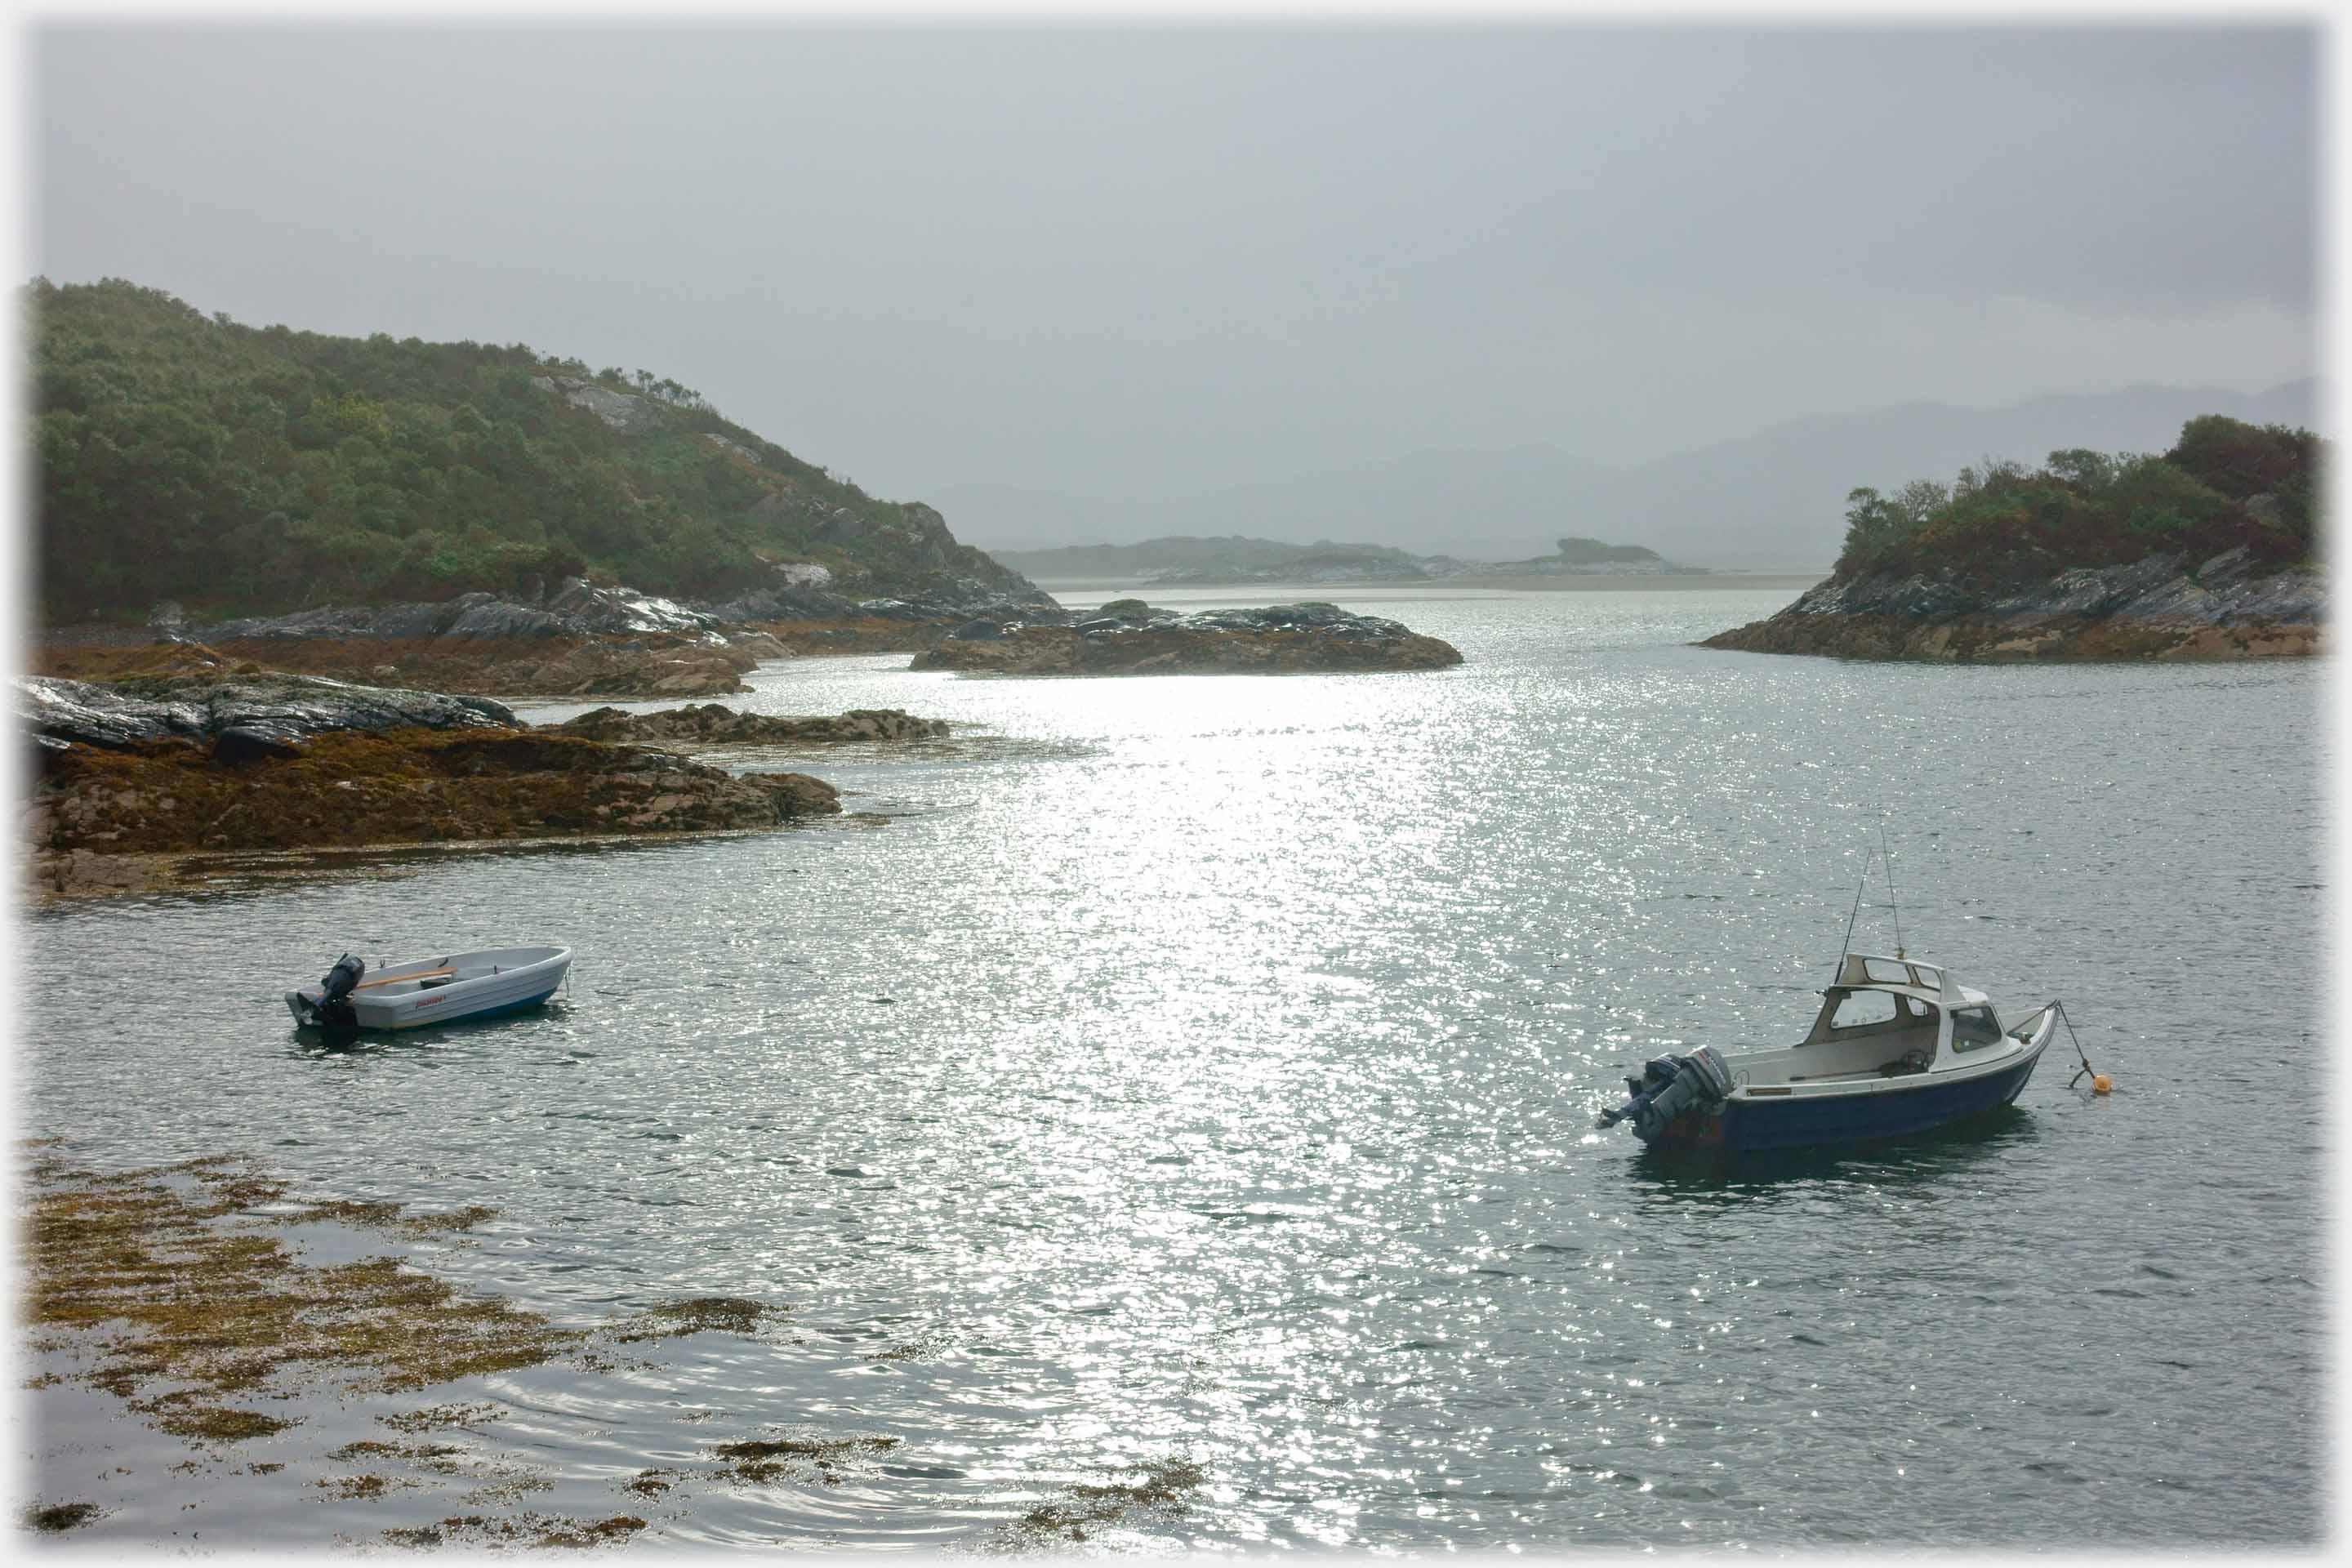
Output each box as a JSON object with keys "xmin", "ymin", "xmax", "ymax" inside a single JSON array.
[{"xmin": 2092, "ymin": 1075, "xmax": 2112, "ymax": 1095}]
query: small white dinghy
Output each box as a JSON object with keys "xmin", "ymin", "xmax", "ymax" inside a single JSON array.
[{"xmin": 285, "ymin": 947, "xmax": 572, "ymax": 1031}]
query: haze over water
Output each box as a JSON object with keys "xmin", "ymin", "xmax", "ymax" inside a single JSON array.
[{"xmin": 20, "ymin": 587, "xmax": 2323, "ymax": 1549}]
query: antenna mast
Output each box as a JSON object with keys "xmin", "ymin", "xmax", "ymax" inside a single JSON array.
[{"xmin": 1876, "ymin": 819, "xmax": 1904, "ymax": 959}]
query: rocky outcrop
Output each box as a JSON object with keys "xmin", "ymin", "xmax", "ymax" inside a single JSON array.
[
  {"xmin": 909, "ymin": 600, "xmax": 1465, "ymax": 675},
  {"xmin": 547, "ymin": 705, "xmax": 949, "ymax": 746},
  {"xmin": 27, "ymin": 727, "xmax": 838, "ymax": 863},
  {"xmin": 197, "ymin": 577, "xmax": 727, "ymax": 643},
  {"xmin": 17, "ymin": 674, "xmax": 845, "ymax": 898},
  {"xmin": 1702, "ymin": 547, "xmax": 2323, "ymax": 661},
  {"xmin": 19, "ymin": 673, "xmax": 516, "ymax": 757},
  {"xmin": 37, "ymin": 629, "xmax": 779, "ymax": 702},
  {"xmin": 131, "ymin": 566, "xmax": 1057, "ymax": 691},
  {"xmin": 531, "ymin": 375, "xmax": 670, "ymax": 434}
]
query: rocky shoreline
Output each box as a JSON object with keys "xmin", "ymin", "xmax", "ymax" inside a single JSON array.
[
  {"xmin": 911, "ymin": 600, "xmax": 1465, "ymax": 675},
  {"xmin": 1701, "ymin": 546, "xmax": 2323, "ymax": 662},
  {"xmin": 549, "ymin": 705, "xmax": 949, "ymax": 746},
  {"xmin": 15, "ymin": 675, "xmax": 956, "ymax": 901},
  {"xmin": 36, "ymin": 574, "xmax": 1057, "ymax": 700}
]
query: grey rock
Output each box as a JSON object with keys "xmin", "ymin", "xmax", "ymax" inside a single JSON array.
[
  {"xmin": 16, "ymin": 674, "xmax": 519, "ymax": 752},
  {"xmin": 439, "ymin": 593, "xmax": 572, "ymax": 640},
  {"xmin": 542, "ymin": 577, "xmax": 722, "ymax": 635},
  {"xmin": 531, "ymin": 375, "xmax": 668, "ymax": 434}
]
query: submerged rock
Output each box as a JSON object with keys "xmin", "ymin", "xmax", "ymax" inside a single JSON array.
[{"xmin": 909, "ymin": 600, "xmax": 1464, "ymax": 675}]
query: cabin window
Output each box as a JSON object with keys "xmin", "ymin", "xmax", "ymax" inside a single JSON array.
[
  {"xmin": 1829, "ymin": 991, "xmax": 1899, "ymax": 1030},
  {"xmin": 1861, "ymin": 958, "xmax": 1911, "ymax": 984},
  {"xmin": 1949, "ymin": 1005, "xmax": 2004, "ymax": 1052}
]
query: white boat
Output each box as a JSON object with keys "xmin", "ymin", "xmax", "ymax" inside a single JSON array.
[
  {"xmin": 285, "ymin": 947, "xmax": 572, "ymax": 1031},
  {"xmin": 1600, "ymin": 951, "xmax": 2062, "ymax": 1154}
]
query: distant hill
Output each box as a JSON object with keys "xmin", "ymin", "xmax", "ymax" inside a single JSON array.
[
  {"xmin": 991, "ymin": 532, "xmax": 1698, "ymax": 585},
  {"xmin": 29, "ymin": 278, "xmax": 1047, "ymax": 621},
  {"xmin": 939, "ymin": 381, "xmax": 2328, "ymax": 569},
  {"xmin": 993, "ymin": 535, "xmax": 1446, "ymax": 582}
]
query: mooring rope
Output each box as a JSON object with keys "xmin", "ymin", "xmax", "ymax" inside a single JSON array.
[{"xmin": 2054, "ymin": 1000, "xmax": 2110, "ymax": 1094}]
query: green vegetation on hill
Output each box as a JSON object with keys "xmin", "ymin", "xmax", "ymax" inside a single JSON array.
[
  {"xmin": 1836, "ymin": 415, "xmax": 2323, "ymax": 585},
  {"xmin": 28, "ymin": 278, "xmax": 987, "ymax": 620}
]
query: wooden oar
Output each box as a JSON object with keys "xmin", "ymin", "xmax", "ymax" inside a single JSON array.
[{"xmin": 352, "ymin": 968, "xmax": 456, "ymax": 991}]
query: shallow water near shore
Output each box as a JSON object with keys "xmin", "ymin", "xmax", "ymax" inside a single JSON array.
[{"xmin": 17, "ymin": 585, "xmax": 2327, "ymax": 1549}]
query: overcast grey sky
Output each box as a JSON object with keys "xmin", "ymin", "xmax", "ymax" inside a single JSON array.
[{"xmin": 33, "ymin": 23, "xmax": 2319, "ymax": 506}]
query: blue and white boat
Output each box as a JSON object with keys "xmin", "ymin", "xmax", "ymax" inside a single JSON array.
[
  {"xmin": 1601, "ymin": 951, "xmax": 2060, "ymax": 1155},
  {"xmin": 285, "ymin": 947, "xmax": 571, "ymax": 1031}
]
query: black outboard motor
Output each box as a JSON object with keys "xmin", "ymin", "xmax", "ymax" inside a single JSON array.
[
  {"xmin": 1599, "ymin": 1045, "xmax": 1732, "ymax": 1142},
  {"xmin": 316, "ymin": 952, "xmax": 365, "ymax": 1028}
]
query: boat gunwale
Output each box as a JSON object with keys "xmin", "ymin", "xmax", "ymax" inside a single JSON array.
[{"xmin": 1724, "ymin": 1011, "xmax": 2056, "ymax": 1104}]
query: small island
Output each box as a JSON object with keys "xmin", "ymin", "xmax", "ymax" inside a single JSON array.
[
  {"xmin": 1703, "ymin": 416, "xmax": 2323, "ymax": 661},
  {"xmin": 910, "ymin": 600, "xmax": 1465, "ymax": 675}
]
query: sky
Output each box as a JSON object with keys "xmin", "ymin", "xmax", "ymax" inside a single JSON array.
[{"xmin": 29, "ymin": 20, "xmax": 2323, "ymax": 516}]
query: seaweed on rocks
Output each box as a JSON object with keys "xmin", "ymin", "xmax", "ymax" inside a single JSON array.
[
  {"xmin": 911, "ymin": 600, "xmax": 1463, "ymax": 675},
  {"xmin": 1011, "ymin": 1456, "xmax": 1209, "ymax": 1544}
]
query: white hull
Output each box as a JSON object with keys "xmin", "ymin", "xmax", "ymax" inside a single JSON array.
[{"xmin": 286, "ymin": 946, "xmax": 571, "ymax": 1031}]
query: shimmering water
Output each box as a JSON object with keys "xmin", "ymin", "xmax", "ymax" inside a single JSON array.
[{"xmin": 17, "ymin": 586, "xmax": 2327, "ymax": 1549}]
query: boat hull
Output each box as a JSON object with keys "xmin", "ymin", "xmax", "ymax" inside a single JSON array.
[
  {"xmin": 1642, "ymin": 1037, "xmax": 2047, "ymax": 1155},
  {"xmin": 286, "ymin": 948, "xmax": 570, "ymax": 1031}
]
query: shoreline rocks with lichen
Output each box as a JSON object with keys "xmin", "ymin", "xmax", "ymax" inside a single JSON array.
[
  {"xmin": 1701, "ymin": 547, "xmax": 2323, "ymax": 662},
  {"xmin": 911, "ymin": 599, "xmax": 1465, "ymax": 675}
]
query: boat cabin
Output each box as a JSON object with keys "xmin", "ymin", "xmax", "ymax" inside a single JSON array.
[{"xmin": 1731, "ymin": 953, "xmax": 2007, "ymax": 1089}]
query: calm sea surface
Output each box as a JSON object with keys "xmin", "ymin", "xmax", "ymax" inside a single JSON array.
[{"xmin": 16, "ymin": 586, "xmax": 2328, "ymax": 1550}]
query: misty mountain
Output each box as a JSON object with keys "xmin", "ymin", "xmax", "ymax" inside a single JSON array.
[{"xmin": 945, "ymin": 381, "xmax": 2327, "ymax": 570}]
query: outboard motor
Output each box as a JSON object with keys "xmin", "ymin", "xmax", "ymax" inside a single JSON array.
[
  {"xmin": 1599, "ymin": 1045, "xmax": 1732, "ymax": 1142},
  {"xmin": 315, "ymin": 952, "xmax": 365, "ymax": 1028}
]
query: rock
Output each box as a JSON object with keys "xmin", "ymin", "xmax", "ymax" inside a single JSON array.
[
  {"xmin": 15, "ymin": 673, "xmax": 519, "ymax": 752},
  {"xmin": 547, "ymin": 704, "xmax": 947, "ymax": 746},
  {"xmin": 437, "ymin": 594, "xmax": 572, "ymax": 640},
  {"xmin": 951, "ymin": 619, "xmax": 1004, "ymax": 641},
  {"xmin": 211, "ymin": 726, "xmax": 305, "ymax": 764},
  {"xmin": 1704, "ymin": 555, "xmax": 2323, "ymax": 662},
  {"xmin": 541, "ymin": 577, "xmax": 723, "ymax": 635},
  {"xmin": 727, "ymin": 631, "xmax": 793, "ymax": 661},
  {"xmin": 911, "ymin": 601, "xmax": 1464, "ymax": 675},
  {"xmin": 531, "ymin": 375, "xmax": 669, "ymax": 434},
  {"xmin": 26, "ymin": 723, "xmax": 846, "ymax": 887}
]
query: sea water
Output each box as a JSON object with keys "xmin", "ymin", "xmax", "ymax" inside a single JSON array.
[{"xmin": 16, "ymin": 585, "xmax": 2326, "ymax": 1549}]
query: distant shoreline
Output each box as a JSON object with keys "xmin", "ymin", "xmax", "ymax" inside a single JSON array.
[{"xmin": 1027, "ymin": 572, "xmax": 1829, "ymax": 597}]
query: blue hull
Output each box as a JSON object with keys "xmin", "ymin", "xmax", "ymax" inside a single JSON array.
[{"xmin": 1642, "ymin": 1042, "xmax": 2046, "ymax": 1155}]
